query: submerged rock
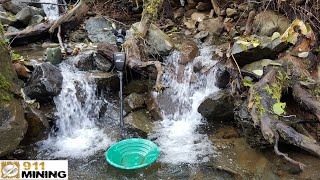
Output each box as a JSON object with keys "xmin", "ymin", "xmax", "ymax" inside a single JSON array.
[
  {"xmin": 198, "ymin": 89, "xmax": 234, "ymax": 122},
  {"xmin": 23, "ymin": 63, "xmax": 63, "ymax": 102},
  {"xmin": 0, "ymin": 99, "xmax": 28, "ymax": 157},
  {"xmin": 124, "ymin": 110, "xmax": 154, "ymax": 134},
  {"xmin": 124, "ymin": 93, "xmax": 145, "ymax": 113},
  {"xmin": 85, "ymin": 16, "xmax": 115, "ymax": 44}
]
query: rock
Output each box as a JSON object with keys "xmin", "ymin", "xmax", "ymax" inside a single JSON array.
[
  {"xmin": 196, "ymin": 2, "xmax": 212, "ymax": 11},
  {"xmin": 97, "ymin": 42, "xmax": 118, "ymax": 62},
  {"xmin": 85, "ymin": 16, "xmax": 115, "ymax": 44},
  {"xmin": 185, "ymin": 9, "xmax": 197, "ymax": 18},
  {"xmin": 0, "ymin": 5, "xmax": 5, "ymax": 12},
  {"xmin": 22, "ymin": 105, "xmax": 49, "ymax": 143},
  {"xmin": 88, "ymin": 72, "xmax": 119, "ymax": 91},
  {"xmin": 23, "ymin": 63, "xmax": 63, "ymax": 102},
  {"xmin": 198, "ymin": 17, "xmax": 224, "ymax": 35},
  {"xmin": 2, "ymin": 0, "xmax": 27, "ymax": 14},
  {"xmin": 253, "ymin": 11, "xmax": 290, "ymax": 36},
  {"xmin": 73, "ymin": 51, "xmax": 96, "ymax": 71},
  {"xmin": 0, "ymin": 15, "xmax": 16, "ymax": 26},
  {"xmin": 198, "ymin": 89, "xmax": 234, "ymax": 122},
  {"xmin": 238, "ymin": 4, "xmax": 248, "ymax": 11},
  {"xmin": 124, "ymin": 110, "xmax": 154, "ymax": 134},
  {"xmin": 242, "ymin": 59, "xmax": 273, "ymax": 73},
  {"xmin": 191, "ymin": 12, "xmax": 207, "ymax": 22},
  {"xmin": 28, "ymin": 14, "xmax": 43, "ymax": 26},
  {"xmin": 184, "ymin": 19, "xmax": 197, "ymax": 29},
  {"xmin": 194, "ymin": 31, "xmax": 209, "ymax": 40},
  {"xmin": 174, "ymin": 7, "xmax": 184, "ymax": 19},
  {"xmin": 69, "ymin": 30, "xmax": 88, "ymax": 42},
  {"xmin": 123, "ymin": 79, "xmax": 152, "ymax": 95},
  {"xmin": 231, "ymin": 35, "xmax": 288, "ymax": 67},
  {"xmin": 215, "ymin": 65, "xmax": 230, "ymax": 89},
  {"xmin": 226, "ymin": 8, "xmax": 237, "ymax": 17},
  {"xmin": 94, "ymin": 53, "xmax": 112, "ymax": 72},
  {"xmin": 13, "ymin": 62, "xmax": 30, "ymax": 79},
  {"xmin": 178, "ymin": 40, "xmax": 199, "ymax": 65},
  {"xmin": 130, "ymin": 23, "xmax": 173, "ymax": 56},
  {"xmin": 6, "ymin": 26, "xmax": 20, "ymax": 33},
  {"xmin": 45, "ymin": 47, "xmax": 62, "ymax": 65},
  {"xmin": 145, "ymin": 93, "xmax": 162, "ymax": 120},
  {"xmin": 16, "ymin": 6, "xmax": 45, "ymax": 25},
  {"xmin": 124, "ymin": 93, "xmax": 145, "ymax": 113},
  {"xmin": 0, "ymin": 100, "xmax": 28, "ymax": 157}
]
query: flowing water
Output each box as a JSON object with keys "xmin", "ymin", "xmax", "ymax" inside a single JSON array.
[{"xmin": 149, "ymin": 46, "xmax": 219, "ymax": 164}]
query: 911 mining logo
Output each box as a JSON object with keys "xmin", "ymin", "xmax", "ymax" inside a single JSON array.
[
  {"xmin": 1, "ymin": 162, "xmax": 20, "ymax": 179},
  {"xmin": 0, "ymin": 160, "xmax": 68, "ymax": 180}
]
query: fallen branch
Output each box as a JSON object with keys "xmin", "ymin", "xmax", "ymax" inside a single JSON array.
[{"xmin": 210, "ymin": 0, "xmax": 221, "ymax": 16}]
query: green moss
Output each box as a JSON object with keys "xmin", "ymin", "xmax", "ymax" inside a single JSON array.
[
  {"xmin": 0, "ymin": 74, "xmax": 12, "ymax": 92},
  {"xmin": 254, "ymin": 94, "xmax": 266, "ymax": 117},
  {"xmin": 1, "ymin": 94, "xmax": 13, "ymax": 101},
  {"xmin": 263, "ymin": 85, "xmax": 273, "ymax": 95},
  {"xmin": 144, "ymin": 0, "xmax": 163, "ymax": 19}
]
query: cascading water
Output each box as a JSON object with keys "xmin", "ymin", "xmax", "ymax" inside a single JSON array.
[
  {"xmin": 38, "ymin": 63, "xmax": 113, "ymax": 158},
  {"xmin": 149, "ymin": 46, "xmax": 219, "ymax": 164}
]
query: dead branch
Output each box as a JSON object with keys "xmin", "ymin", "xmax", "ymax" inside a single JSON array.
[
  {"xmin": 57, "ymin": 26, "xmax": 66, "ymax": 54},
  {"xmin": 210, "ymin": 0, "xmax": 221, "ymax": 16}
]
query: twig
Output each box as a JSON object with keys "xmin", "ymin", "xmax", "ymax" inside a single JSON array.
[
  {"xmin": 210, "ymin": 0, "xmax": 221, "ymax": 16},
  {"xmin": 57, "ymin": 25, "xmax": 66, "ymax": 54}
]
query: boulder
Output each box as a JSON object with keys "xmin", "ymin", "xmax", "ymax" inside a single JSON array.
[
  {"xmin": 97, "ymin": 42, "xmax": 118, "ymax": 62},
  {"xmin": 124, "ymin": 93, "xmax": 145, "ymax": 113},
  {"xmin": 123, "ymin": 79, "xmax": 152, "ymax": 95},
  {"xmin": 94, "ymin": 53, "xmax": 112, "ymax": 72},
  {"xmin": 198, "ymin": 89, "xmax": 234, "ymax": 122},
  {"xmin": 0, "ymin": 100, "xmax": 28, "ymax": 157},
  {"xmin": 73, "ymin": 51, "xmax": 96, "ymax": 71},
  {"xmin": 87, "ymin": 72, "xmax": 119, "ymax": 91},
  {"xmin": 145, "ymin": 93, "xmax": 162, "ymax": 120},
  {"xmin": 124, "ymin": 110, "xmax": 154, "ymax": 134},
  {"xmin": 178, "ymin": 39, "xmax": 199, "ymax": 65},
  {"xmin": 28, "ymin": 14, "xmax": 43, "ymax": 26},
  {"xmin": 215, "ymin": 65, "xmax": 230, "ymax": 89},
  {"xmin": 23, "ymin": 63, "xmax": 63, "ymax": 102},
  {"xmin": 16, "ymin": 6, "xmax": 45, "ymax": 25},
  {"xmin": 22, "ymin": 105, "xmax": 49, "ymax": 144},
  {"xmin": 253, "ymin": 11, "xmax": 290, "ymax": 36},
  {"xmin": 231, "ymin": 35, "xmax": 287, "ymax": 67},
  {"xmin": 85, "ymin": 16, "xmax": 115, "ymax": 44},
  {"xmin": 0, "ymin": 15, "xmax": 16, "ymax": 26},
  {"xmin": 2, "ymin": 0, "xmax": 27, "ymax": 14},
  {"xmin": 198, "ymin": 17, "xmax": 224, "ymax": 35},
  {"xmin": 139, "ymin": 23, "xmax": 174, "ymax": 56},
  {"xmin": 45, "ymin": 47, "xmax": 62, "ymax": 65}
]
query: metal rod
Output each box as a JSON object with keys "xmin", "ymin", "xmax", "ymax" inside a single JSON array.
[{"xmin": 119, "ymin": 71, "xmax": 124, "ymax": 129}]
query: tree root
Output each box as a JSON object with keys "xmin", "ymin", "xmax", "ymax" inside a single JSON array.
[{"xmin": 247, "ymin": 55, "xmax": 320, "ymax": 170}]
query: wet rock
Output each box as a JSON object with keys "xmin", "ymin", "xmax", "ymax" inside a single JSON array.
[
  {"xmin": 178, "ymin": 40, "xmax": 199, "ymax": 65},
  {"xmin": 226, "ymin": 8, "xmax": 237, "ymax": 17},
  {"xmin": 231, "ymin": 35, "xmax": 288, "ymax": 67},
  {"xmin": 73, "ymin": 51, "xmax": 95, "ymax": 71},
  {"xmin": 124, "ymin": 110, "xmax": 154, "ymax": 134},
  {"xmin": 94, "ymin": 53, "xmax": 112, "ymax": 72},
  {"xmin": 234, "ymin": 101, "xmax": 270, "ymax": 148},
  {"xmin": 85, "ymin": 16, "xmax": 115, "ymax": 44},
  {"xmin": 16, "ymin": 6, "xmax": 45, "ymax": 25},
  {"xmin": 69, "ymin": 30, "xmax": 88, "ymax": 42},
  {"xmin": 7, "ymin": 26, "xmax": 20, "ymax": 33},
  {"xmin": 123, "ymin": 79, "xmax": 152, "ymax": 95},
  {"xmin": 214, "ymin": 126, "xmax": 240, "ymax": 139},
  {"xmin": 23, "ymin": 62, "xmax": 63, "ymax": 102},
  {"xmin": 28, "ymin": 14, "xmax": 43, "ymax": 26},
  {"xmin": 22, "ymin": 105, "xmax": 49, "ymax": 144},
  {"xmin": 196, "ymin": 2, "xmax": 211, "ymax": 11},
  {"xmin": 198, "ymin": 17, "xmax": 224, "ymax": 35},
  {"xmin": 2, "ymin": 0, "xmax": 27, "ymax": 14},
  {"xmin": 124, "ymin": 93, "xmax": 145, "ymax": 113},
  {"xmin": 145, "ymin": 93, "xmax": 162, "ymax": 120},
  {"xmin": 139, "ymin": 23, "xmax": 174, "ymax": 56},
  {"xmin": 198, "ymin": 89, "xmax": 234, "ymax": 122},
  {"xmin": 215, "ymin": 65, "xmax": 230, "ymax": 89},
  {"xmin": 88, "ymin": 72, "xmax": 119, "ymax": 91},
  {"xmin": 0, "ymin": 99, "xmax": 28, "ymax": 157},
  {"xmin": 253, "ymin": 11, "xmax": 290, "ymax": 36},
  {"xmin": 45, "ymin": 47, "xmax": 62, "ymax": 65}
]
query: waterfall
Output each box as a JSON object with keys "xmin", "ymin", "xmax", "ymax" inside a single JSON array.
[
  {"xmin": 38, "ymin": 63, "xmax": 113, "ymax": 158},
  {"xmin": 149, "ymin": 46, "xmax": 219, "ymax": 164},
  {"xmin": 41, "ymin": 0, "xmax": 59, "ymax": 20}
]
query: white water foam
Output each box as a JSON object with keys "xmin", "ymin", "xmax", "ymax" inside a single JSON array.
[
  {"xmin": 149, "ymin": 46, "xmax": 219, "ymax": 164},
  {"xmin": 38, "ymin": 64, "xmax": 113, "ymax": 158}
]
